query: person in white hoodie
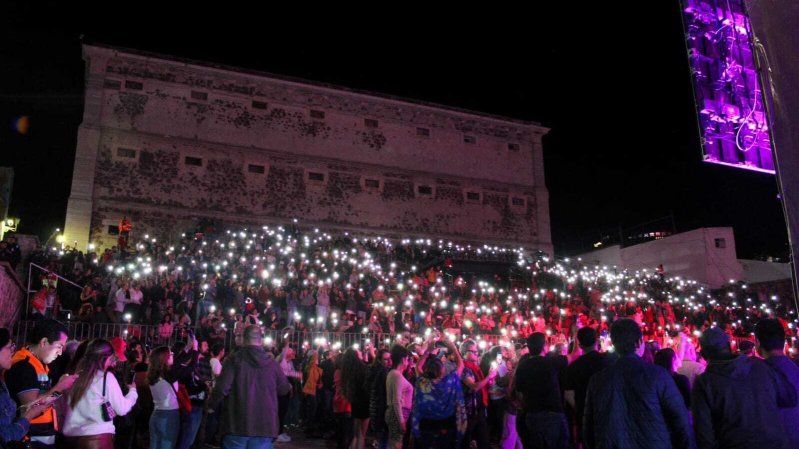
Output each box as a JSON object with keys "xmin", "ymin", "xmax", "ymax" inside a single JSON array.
[{"xmin": 63, "ymin": 339, "xmax": 138, "ymax": 449}]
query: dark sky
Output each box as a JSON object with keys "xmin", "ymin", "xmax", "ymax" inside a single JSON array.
[{"xmin": 0, "ymin": 3, "xmax": 788, "ymax": 259}]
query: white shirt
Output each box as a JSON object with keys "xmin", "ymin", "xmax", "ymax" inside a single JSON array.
[
  {"xmin": 63, "ymin": 371, "xmax": 138, "ymax": 437},
  {"xmin": 129, "ymin": 288, "xmax": 143, "ymax": 305},
  {"xmin": 210, "ymin": 358, "xmax": 223, "ymax": 379},
  {"xmin": 386, "ymin": 370, "xmax": 413, "ymax": 420},
  {"xmin": 114, "ymin": 288, "xmax": 129, "ymax": 312},
  {"xmin": 150, "ymin": 378, "xmax": 179, "ymax": 410}
]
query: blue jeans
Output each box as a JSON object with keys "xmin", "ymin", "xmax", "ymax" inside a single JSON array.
[
  {"xmin": 524, "ymin": 411, "xmax": 569, "ymax": 449},
  {"xmin": 176, "ymin": 406, "xmax": 203, "ymax": 449},
  {"xmin": 222, "ymin": 435, "xmax": 273, "ymax": 449},
  {"xmin": 150, "ymin": 409, "xmax": 181, "ymax": 449}
]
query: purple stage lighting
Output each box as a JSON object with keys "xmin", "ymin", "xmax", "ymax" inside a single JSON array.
[{"xmin": 681, "ymin": 0, "xmax": 774, "ymax": 174}]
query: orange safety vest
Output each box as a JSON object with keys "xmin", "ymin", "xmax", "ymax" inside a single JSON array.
[{"xmin": 9, "ymin": 348, "xmax": 58, "ymax": 431}]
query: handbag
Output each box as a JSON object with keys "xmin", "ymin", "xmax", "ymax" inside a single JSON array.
[
  {"xmin": 100, "ymin": 371, "xmax": 117, "ymax": 422},
  {"xmin": 170, "ymin": 382, "xmax": 192, "ymax": 415}
]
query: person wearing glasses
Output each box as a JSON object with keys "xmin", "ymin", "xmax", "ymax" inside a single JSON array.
[
  {"xmin": 6, "ymin": 319, "xmax": 78, "ymax": 449},
  {"xmin": 62, "ymin": 339, "xmax": 138, "ymax": 449},
  {"xmin": 0, "ymin": 328, "xmax": 50, "ymax": 445},
  {"xmin": 459, "ymin": 340, "xmax": 497, "ymax": 449}
]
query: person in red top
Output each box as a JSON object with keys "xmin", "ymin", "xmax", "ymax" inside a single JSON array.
[{"xmin": 118, "ymin": 216, "xmax": 132, "ymax": 252}]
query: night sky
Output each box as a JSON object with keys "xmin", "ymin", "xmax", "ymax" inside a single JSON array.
[{"xmin": 0, "ymin": 3, "xmax": 788, "ymax": 259}]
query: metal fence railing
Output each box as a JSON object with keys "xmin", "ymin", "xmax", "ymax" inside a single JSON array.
[{"xmin": 12, "ymin": 320, "xmax": 529, "ymax": 355}]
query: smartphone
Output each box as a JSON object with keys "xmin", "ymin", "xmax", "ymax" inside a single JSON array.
[{"xmin": 27, "ymin": 391, "xmax": 62, "ymax": 409}]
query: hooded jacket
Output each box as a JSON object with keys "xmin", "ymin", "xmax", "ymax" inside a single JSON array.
[
  {"xmin": 692, "ymin": 355, "xmax": 797, "ymax": 449},
  {"xmin": 207, "ymin": 346, "xmax": 290, "ymax": 437}
]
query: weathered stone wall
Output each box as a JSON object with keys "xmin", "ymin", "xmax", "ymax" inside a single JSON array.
[
  {"xmin": 0, "ymin": 262, "xmax": 25, "ymax": 328},
  {"xmin": 67, "ymin": 44, "xmax": 552, "ymax": 253}
]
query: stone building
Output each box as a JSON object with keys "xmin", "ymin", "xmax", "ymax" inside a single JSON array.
[{"xmin": 64, "ymin": 44, "xmax": 552, "ymax": 253}]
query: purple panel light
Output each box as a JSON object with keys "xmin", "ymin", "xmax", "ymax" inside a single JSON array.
[{"xmin": 682, "ymin": 0, "xmax": 774, "ymax": 174}]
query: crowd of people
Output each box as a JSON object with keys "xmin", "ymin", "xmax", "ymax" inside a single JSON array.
[
  {"xmin": 21, "ymin": 223, "xmax": 799, "ymax": 355},
  {"xmin": 1, "ymin": 222, "xmax": 798, "ymax": 449},
  {"xmin": 1, "ymin": 314, "xmax": 798, "ymax": 449}
]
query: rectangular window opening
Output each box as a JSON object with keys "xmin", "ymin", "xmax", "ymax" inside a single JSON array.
[
  {"xmin": 125, "ymin": 80, "xmax": 143, "ymax": 90},
  {"xmin": 185, "ymin": 156, "xmax": 203, "ymax": 167},
  {"xmin": 248, "ymin": 164, "xmax": 265, "ymax": 174}
]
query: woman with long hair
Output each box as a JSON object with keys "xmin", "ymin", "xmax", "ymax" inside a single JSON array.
[
  {"xmin": 333, "ymin": 349, "xmax": 354, "ymax": 449},
  {"xmin": 62, "ymin": 339, "xmax": 138, "ymax": 449},
  {"xmin": 654, "ymin": 348, "xmax": 691, "ymax": 408},
  {"xmin": 341, "ymin": 347, "xmax": 371, "ymax": 449},
  {"xmin": 147, "ymin": 346, "xmax": 179, "ymax": 449},
  {"xmin": 0, "ymin": 328, "xmax": 50, "ymax": 444}
]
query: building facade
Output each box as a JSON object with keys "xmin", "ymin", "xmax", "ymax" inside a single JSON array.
[
  {"xmin": 579, "ymin": 227, "xmax": 744, "ymax": 288},
  {"xmin": 65, "ymin": 44, "xmax": 552, "ymax": 253}
]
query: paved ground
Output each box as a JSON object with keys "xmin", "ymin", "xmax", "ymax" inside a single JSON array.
[
  {"xmin": 273, "ymin": 432, "xmax": 334, "ymax": 449},
  {"xmin": 203, "ymin": 431, "xmax": 335, "ymax": 449}
]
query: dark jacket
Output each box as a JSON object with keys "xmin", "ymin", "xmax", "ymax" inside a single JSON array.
[
  {"xmin": 765, "ymin": 356, "xmax": 799, "ymax": 446},
  {"xmin": 208, "ymin": 346, "xmax": 291, "ymax": 438},
  {"xmin": 369, "ymin": 364, "xmax": 389, "ymax": 432},
  {"xmin": 692, "ymin": 355, "xmax": 797, "ymax": 449},
  {"xmin": 584, "ymin": 355, "xmax": 694, "ymax": 449}
]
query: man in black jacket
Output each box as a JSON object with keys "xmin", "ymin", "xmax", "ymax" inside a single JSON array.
[
  {"xmin": 584, "ymin": 319, "xmax": 694, "ymax": 449},
  {"xmin": 692, "ymin": 326, "xmax": 796, "ymax": 449}
]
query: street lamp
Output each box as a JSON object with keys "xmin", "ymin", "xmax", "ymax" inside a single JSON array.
[{"xmin": 44, "ymin": 228, "xmax": 61, "ymax": 248}]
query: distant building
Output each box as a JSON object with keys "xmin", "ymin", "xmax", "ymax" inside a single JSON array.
[
  {"xmin": 578, "ymin": 227, "xmax": 795, "ymax": 289},
  {"xmin": 64, "ymin": 44, "xmax": 552, "ymax": 253}
]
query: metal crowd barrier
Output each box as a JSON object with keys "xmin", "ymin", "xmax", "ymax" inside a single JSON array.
[{"xmin": 12, "ymin": 320, "xmax": 537, "ymax": 355}]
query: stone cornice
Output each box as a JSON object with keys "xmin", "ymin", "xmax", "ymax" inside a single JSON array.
[{"xmin": 84, "ymin": 43, "xmax": 549, "ymax": 143}]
